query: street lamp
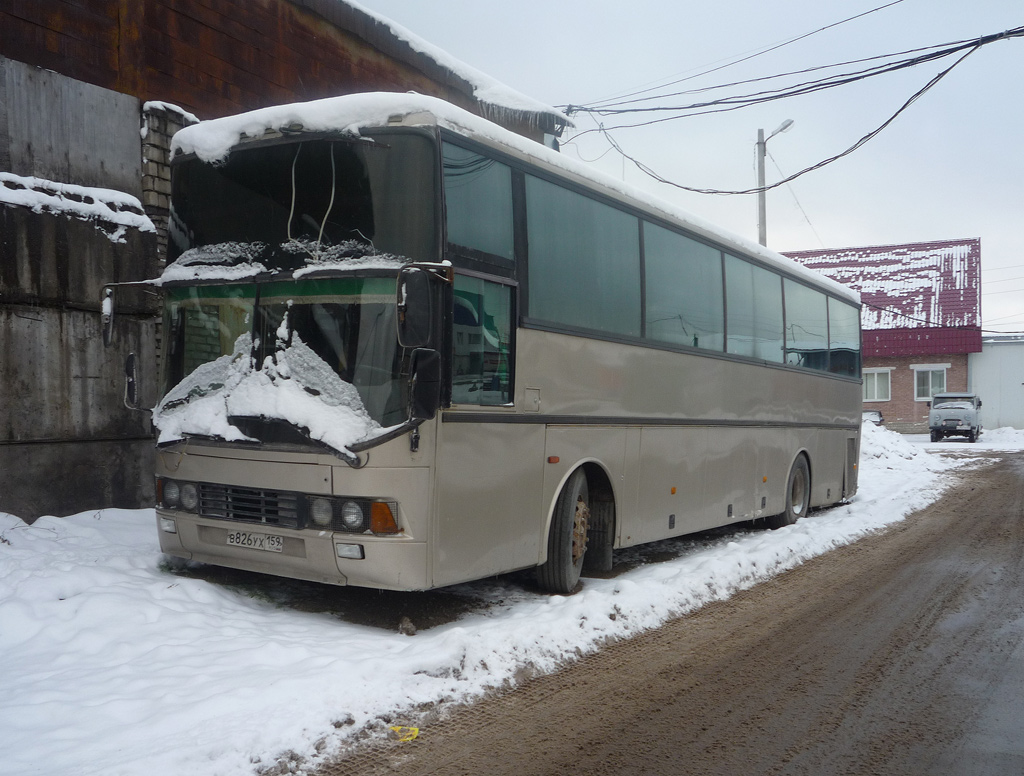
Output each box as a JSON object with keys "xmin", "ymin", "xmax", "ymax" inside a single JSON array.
[{"xmin": 756, "ymin": 119, "xmax": 794, "ymax": 247}]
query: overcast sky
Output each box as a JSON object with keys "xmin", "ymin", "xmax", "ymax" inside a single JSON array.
[{"xmin": 357, "ymin": 0, "xmax": 1023, "ymax": 331}]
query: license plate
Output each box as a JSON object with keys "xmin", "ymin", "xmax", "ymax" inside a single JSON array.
[{"xmin": 226, "ymin": 530, "xmax": 284, "ymax": 553}]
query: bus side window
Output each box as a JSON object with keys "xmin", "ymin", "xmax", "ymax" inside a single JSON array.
[
  {"xmin": 442, "ymin": 143, "xmax": 514, "ymax": 265},
  {"xmin": 452, "ymin": 275, "xmax": 514, "ymax": 406}
]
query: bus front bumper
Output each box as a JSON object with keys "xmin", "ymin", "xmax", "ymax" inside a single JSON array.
[{"xmin": 157, "ymin": 510, "xmax": 430, "ymax": 591}]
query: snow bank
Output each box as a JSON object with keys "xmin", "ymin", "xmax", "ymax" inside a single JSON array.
[
  {"xmin": 0, "ymin": 172, "xmax": 155, "ymax": 243},
  {"xmin": 0, "ymin": 424, "xmax": 993, "ymax": 776}
]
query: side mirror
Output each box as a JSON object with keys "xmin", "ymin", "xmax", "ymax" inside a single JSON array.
[
  {"xmin": 409, "ymin": 348, "xmax": 441, "ymax": 420},
  {"xmin": 397, "ymin": 268, "xmax": 435, "ymax": 349},
  {"xmin": 102, "ymin": 287, "xmax": 115, "ymax": 347},
  {"xmin": 124, "ymin": 352, "xmax": 140, "ymax": 409}
]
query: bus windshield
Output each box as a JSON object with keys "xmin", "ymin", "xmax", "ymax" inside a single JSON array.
[
  {"xmin": 158, "ymin": 277, "xmax": 407, "ymax": 455},
  {"xmin": 168, "ymin": 132, "xmax": 437, "ymax": 267}
]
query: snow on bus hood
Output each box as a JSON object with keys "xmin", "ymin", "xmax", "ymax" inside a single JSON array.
[{"xmin": 153, "ymin": 332, "xmax": 383, "ymax": 456}]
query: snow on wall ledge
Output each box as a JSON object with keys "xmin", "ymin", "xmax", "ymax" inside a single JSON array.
[{"xmin": 0, "ymin": 172, "xmax": 156, "ymax": 243}]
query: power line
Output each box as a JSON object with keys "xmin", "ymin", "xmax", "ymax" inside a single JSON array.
[
  {"xmin": 598, "ymin": 45, "xmax": 979, "ymax": 196},
  {"xmin": 562, "ymin": 24, "xmax": 1023, "ymax": 197},
  {"xmin": 572, "ymin": 0, "xmax": 909, "ymax": 111},
  {"xmin": 578, "ymin": 37, "xmax": 973, "ymax": 113},
  {"xmin": 983, "ymin": 286, "xmax": 1024, "ymax": 296},
  {"xmin": 568, "ymin": 26, "xmax": 1023, "ymax": 130},
  {"xmin": 767, "ymin": 148, "xmax": 825, "ymax": 248}
]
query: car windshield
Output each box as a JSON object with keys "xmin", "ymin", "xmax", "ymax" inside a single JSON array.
[
  {"xmin": 934, "ymin": 400, "xmax": 973, "ymax": 410},
  {"xmin": 157, "ymin": 276, "xmax": 408, "ymax": 453}
]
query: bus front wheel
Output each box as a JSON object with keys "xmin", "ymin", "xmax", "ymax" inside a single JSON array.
[
  {"xmin": 536, "ymin": 468, "xmax": 590, "ymax": 594},
  {"xmin": 767, "ymin": 454, "xmax": 810, "ymax": 530}
]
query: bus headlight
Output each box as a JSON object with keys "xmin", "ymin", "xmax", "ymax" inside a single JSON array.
[
  {"xmin": 180, "ymin": 483, "xmax": 199, "ymax": 512},
  {"xmin": 310, "ymin": 497, "xmax": 334, "ymax": 527},
  {"xmin": 303, "ymin": 496, "xmax": 399, "ymax": 533},
  {"xmin": 162, "ymin": 479, "xmax": 181, "ymax": 508},
  {"xmin": 341, "ymin": 501, "xmax": 365, "ymax": 530}
]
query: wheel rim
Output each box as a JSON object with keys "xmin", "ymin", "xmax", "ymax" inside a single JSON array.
[
  {"xmin": 790, "ymin": 466, "xmax": 808, "ymax": 516},
  {"xmin": 572, "ymin": 495, "xmax": 590, "ymax": 565}
]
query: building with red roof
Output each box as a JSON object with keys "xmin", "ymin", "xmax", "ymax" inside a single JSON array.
[{"xmin": 786, "ymin": 238, "xmax": 982, "ymax": 432}]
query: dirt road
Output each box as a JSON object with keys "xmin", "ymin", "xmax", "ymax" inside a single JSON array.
[{"xmin": 319, "ymin": 453, "xmax": 1024, "ymax": 776}]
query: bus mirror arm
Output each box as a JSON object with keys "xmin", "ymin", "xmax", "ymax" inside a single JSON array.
[
  {"xmin": 102, "ymin": 287, "xmax": 115, "ymax": 347},
  {"xmin": 124, "ymin": 352, "xmax": 147, "ymax": 412},
  {"xmin": 397, "ymin": 268, "xmax": 433, "ymax": 348},
  {"xmin": 397, "ymin": 263, "xmax": 451, "ymax": 349},
  {"xmin": 410, "ymin": 348, "xmax": 441, "ymax": 421}
]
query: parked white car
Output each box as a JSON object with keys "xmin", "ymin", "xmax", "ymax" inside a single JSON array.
[{"xmin": 928, "ymin": 393, "xmax": 983, "ymax": 443}]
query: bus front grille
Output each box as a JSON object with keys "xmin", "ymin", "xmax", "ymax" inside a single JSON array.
[{"xmin": 199, "ymin": 484, "xmax": 301, "ymax": 528}]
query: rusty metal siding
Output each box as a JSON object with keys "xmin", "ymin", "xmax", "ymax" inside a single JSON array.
[
  {"xmin": 0, "ymin": 0, "xmax": 553, "ymax": 140},
  {"xmin": 0, "ymin": 0, "xmax": 121, "ymax": 87},
  {"xmin": 1, "ymin": 0, "xmax": 487, "ymax": 120},
  {"xmin": 139, "ymin": 0, "xmax": 464, "ymax": 118}
]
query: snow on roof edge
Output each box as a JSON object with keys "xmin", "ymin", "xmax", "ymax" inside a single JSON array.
[
  {"xmin": 171, "ymin": 92, "xmax": 857, "ymax": 304},
  {"xmin": 336, "ymin": 0, "xmax": 570, "ymax": 127},
  {"xmin": 785, "ymin": 236, "xmax": 981, "ymax": 260}
]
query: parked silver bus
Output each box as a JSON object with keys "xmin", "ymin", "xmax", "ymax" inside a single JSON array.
[{"xmin": 119, "ymin": 92, "xmax": 861, "ymax": 594}]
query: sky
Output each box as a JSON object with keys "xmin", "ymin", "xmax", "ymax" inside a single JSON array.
[
  {"xmin": 354, "ymin": 0, "xmax": 1024, "ymax": 332},
  {"xmin": 5, "ymin": 424, "xmax": 1022, "ymax": 776}
]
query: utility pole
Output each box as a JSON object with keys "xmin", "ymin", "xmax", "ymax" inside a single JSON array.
[{"xmin": 756, "ymin": 120, "xmax": 794, "ymax": 247}]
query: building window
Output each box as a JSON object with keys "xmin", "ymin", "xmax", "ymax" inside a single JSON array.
[
  {"xmin": 863, "ymin": 369, "xmax": 891, "ymax": 402},
  {"xmin": 912, "ymin": 364, "xmax": 949, "ymax": 401}
]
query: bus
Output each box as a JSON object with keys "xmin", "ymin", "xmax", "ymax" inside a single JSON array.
[{"xmin": 110, "ymin": 91, "xmax": 861, "ymax": 594}]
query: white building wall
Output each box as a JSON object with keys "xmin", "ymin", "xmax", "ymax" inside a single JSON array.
[{"xmin": 969, "ymin": 338, "xmax": 1024, "ymax": 429}]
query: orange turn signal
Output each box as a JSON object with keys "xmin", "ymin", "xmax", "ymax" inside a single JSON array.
[{"xmin": 370, "ymin": 502, "xmax": 400, "ymax": 534}]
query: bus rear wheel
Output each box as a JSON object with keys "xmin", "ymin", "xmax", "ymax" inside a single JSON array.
[
  {"xmin": 767, "ymin": 454, "xmax": 810, "ymax": 530},
  {"xmin": 536, "ymin": 468, "xmax": 590, "ymax": 594}
]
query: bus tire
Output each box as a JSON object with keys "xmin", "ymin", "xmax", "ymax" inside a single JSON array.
[
  {"xmin": 536, "ymin": 468, "xmax": 590, "ymax": 594},
  {"xmin": 767, "ymin": 454, "xmax": 810, "ymax": 530}
]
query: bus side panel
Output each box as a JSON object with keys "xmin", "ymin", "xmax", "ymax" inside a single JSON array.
[
  {"xmin": 756, "ymin": 429, "xmax": 800, "ymax": 517},
  {"xmin": 542, "ymin": 424, "xmax": 629, "ymax": 542},
  {"xmin": 633, "ymin": 427, "xmax": 710, "ymax": 545},
  {"xmin": 804, "ymin": 428, "xmax": 854, "ymax": 507},
  {"xmin": 432, "ymin": 420, "xmax": 546, "ymax": 588}
]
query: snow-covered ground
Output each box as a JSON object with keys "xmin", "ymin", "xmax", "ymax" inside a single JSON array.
[{"xmin": 2, "ymin": 425, "xmax": 1022, "ymax": 776}]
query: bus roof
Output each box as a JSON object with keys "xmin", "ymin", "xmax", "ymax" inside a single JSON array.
[{"xmin": 171, "ymin": 92, "xmax": 859, "ymax": 304}]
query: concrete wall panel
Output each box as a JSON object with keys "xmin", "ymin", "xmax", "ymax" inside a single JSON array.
[
  {"xmin": 2, "ymin": 56, "xmax": 142, "ymax": 195},
  {"xmin": 0, "ymin": 306, "xmax": 158, "ymax": 443},
  {"xmin": 0, "ymin": 439, "xmax": 155, "ymax": 521},
  {"xmin": 0, "ymin": 205, "xmax": 160, "ymax": 309}
]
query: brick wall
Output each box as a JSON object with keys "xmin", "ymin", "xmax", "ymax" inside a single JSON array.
[
  {"xmin": 141, "ymin": 102, "xmax": 199, "ymax": 262},
  {"xmin": 864, "ymin": 353, "xmax": 970, "ymax": 433}
]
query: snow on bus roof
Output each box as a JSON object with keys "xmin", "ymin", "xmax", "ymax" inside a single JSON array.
[{"xmin": 171, "ymin": 92, "xmax": 858, "ymax": 304}]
